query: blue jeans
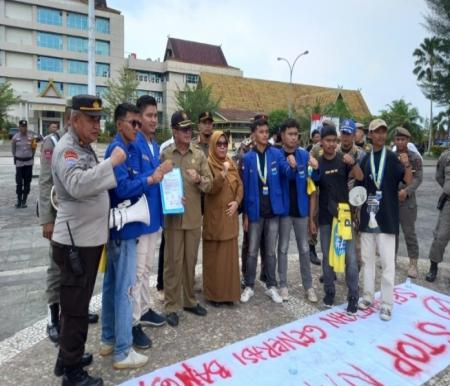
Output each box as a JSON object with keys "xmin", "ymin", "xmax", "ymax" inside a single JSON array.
[
  {"xmin": 319, "ymin": 224, "xmax": 359, "ymax": 300},
  {"xmin": 101, "ymin": 238, "xmax": 137, "ymax": 362}
]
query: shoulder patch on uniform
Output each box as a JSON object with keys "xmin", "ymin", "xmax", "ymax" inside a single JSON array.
[
  {"xmin": 64, "ymin": 149, "xmax": 79, "ymax": 167},
  {"xmin": 43, "ymin": 149, "xmax": 53, "ymax": 161}
]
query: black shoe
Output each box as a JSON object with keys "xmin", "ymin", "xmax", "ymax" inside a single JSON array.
[
  {"xmin": 208, "ymin": 300, "xmax": 222, "ymax": 308},
  {"xmin": 140, "ymin": 309, "xmax": 166, "ymax": 327},
  {"xmin": 55, "ymin": 353, "xmax": 93, "ymax": 377},
  {"xmin": 425, "ymin": 262, "xmax": 438, "ymax": 282},
  {"xmin": 21, "ymin": 201, "xmax": 27, "ymax": 208},
  {"xmin": 47, "ymin": 323, "xmax": 59, "ymax": 343},
  {"xmin": 323, "ymin": 292, "xmax": 334, "ymax": 308},
  {"xmin": 166, "ymin": 312, "xmax": 179, "ymax": 327},
  {"xmin": 346, "ymin": 297, "xmax": 358, "ymax": 315},
  {"xmin": 309, "ymin": 249, "xmax": 321, "ymax": 266},
  {"xmin": 15, "ymin": 199, "xmax": 21, "ymax": 208},
  {"xmin": 88, "ymin": 313, "xmax": 99, "ymax": 324},
  {"xmin": 132, "ymin": 324, "xmax": 152, "ymax": 349},
  {"xmin": 183, "ymin": 303, "xmax": 207, "ymax": 316},
  {"xmin": 62, "ymin": 368, "xmax": 102, "ymax": 386}
]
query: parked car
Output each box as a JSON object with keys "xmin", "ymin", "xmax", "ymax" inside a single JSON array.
[{"xmin": 8, "ymin": 128, "xmax": 43, "ymax": 142}]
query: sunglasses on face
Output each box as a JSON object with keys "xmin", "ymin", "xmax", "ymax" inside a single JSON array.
[
  {"xmin": 121, "ymin": 119, "xmax": 142, "ymax": 128},
  {"xmin": 216, "ymin": 140, "xmax": 228, "ymax": 148}
]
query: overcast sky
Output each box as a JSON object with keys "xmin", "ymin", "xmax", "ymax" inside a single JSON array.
[{"xmin": 108, "ymin": 0, "xmax": 434, "ymax": 119}]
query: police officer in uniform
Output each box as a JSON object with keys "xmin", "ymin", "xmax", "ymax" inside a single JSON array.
[
  {"xmin": 426, "ymin": 148, "xmax": 450, "ymax": 282},
  {"xmin": 194, "ymin": 111, "xmax": 214, "ymax": 156},
  {"xmin": 354, "ymin": 122, "xmax": 372, "ymax": 153},
  {"xmin": 11, "ymin": 119, "xmax": 36, "ymax": 208},
  {"xmin": 51, "ymin": 95, "xmax": 126, "ymax": 386},
  {"xmin": 38, "ymin": 105, "xmax": 99, "ymax": 351},
  {"xmin": 393, "ymin": 127, "xmax": 423, "ymax": 278}
]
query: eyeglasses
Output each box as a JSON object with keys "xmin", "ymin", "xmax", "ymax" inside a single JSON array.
[
  {"xmin": 121, "ymin": 119, "xmax": 142, "ymax": 128},
  {"xmin": 216, "ymin": 141, "xmax": 228, "ymax": 148}
]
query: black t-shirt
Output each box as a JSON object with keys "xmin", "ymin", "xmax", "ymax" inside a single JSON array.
[
  {"xmin": 358, "ymin": 149, "xmax": 405, "ymax": 234},
  {"xmin": 284, "ymin": 150, "xmax": 300, "ymax": 217},
  {"xmin": 317, "ymin": 154, "xmax": 352, "ymax": 225},
  {"xmin": 255, "ymin": 148, "xmax": 274, "ymax": 218}
]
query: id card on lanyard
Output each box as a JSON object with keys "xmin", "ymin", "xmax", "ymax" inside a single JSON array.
[{"xmin": 257, "ymin": 152, "xmax": 269, "ymax": 195}]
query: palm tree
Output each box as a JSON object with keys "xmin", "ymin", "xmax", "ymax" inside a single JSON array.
[{"xmin": 413, "ymin": 37, "xmax": 445, "ymax": 151}]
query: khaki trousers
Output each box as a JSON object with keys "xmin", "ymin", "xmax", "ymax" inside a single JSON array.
[
  {"xmin": 163, "ymin": 228, "xmax": 201, "ymax": 313},
  {"xmin": 361, "ymin": 232, "xmax": 396, "ymax": 310},
  {"xmin": 132, "ymin": 230, "xmax": 160, "ymax": 324},
  {"xmin": 396, "ymin": 202, "xmax": 419, "ymax": 259},
  {"xmin": 429, "ymin": 200, "xmax": 450, "ymax": 263}
]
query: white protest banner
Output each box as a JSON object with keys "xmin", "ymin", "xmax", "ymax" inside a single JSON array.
[{"xmin": 119, "ymin": 283, "xmax": 450, "ymax": 386}]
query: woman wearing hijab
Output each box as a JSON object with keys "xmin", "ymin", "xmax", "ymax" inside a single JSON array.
[{"xmin": 203, "ymin": 131, "xmax": 243, "ymax": 306}]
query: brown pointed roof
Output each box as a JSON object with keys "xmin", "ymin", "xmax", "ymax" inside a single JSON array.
[
  {"xmin": 200, "ymin": 73, "xmax": 371, "ymax": 118},
  {"xmin": 164, "ymin": 38, "xmax": 229, "ymax": 67}
]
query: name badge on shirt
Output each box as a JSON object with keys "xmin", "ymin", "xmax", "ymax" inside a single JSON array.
[{"xmin": 262, "ymin": 185, "xmax": 269, "ymax": 195}]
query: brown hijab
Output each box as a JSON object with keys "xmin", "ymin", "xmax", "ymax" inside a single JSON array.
[{"xmin": 208, "ymin": 131, "xmax": 239, "ymax": 188}]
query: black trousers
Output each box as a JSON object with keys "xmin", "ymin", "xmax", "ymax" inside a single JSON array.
[
  {"xmin": 157, "ymin": 233, "xmax": 165, "ymax": 291},
  {"xmin": 15, "ymin": 165, "xmax": 33, "ymax": 197},
  {"xmin": 52, "ymin": 242, "xmax": 102, "ymax": 368}
]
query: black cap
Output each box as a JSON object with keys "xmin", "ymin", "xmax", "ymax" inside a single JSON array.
[
  {"xmin": 171, "ymin": 110, "xmax": 192, "ymax": 129},
  {"xmin": 19, "ymin": 119, "xmax": 27, "ymax": 126},
  {"xmin": 198, "ymin": 111, "xmax": 214, "ymax": 123},
  {"xmin": 72, "ymin": 95, "xmax": 102, "ymax": 116}
]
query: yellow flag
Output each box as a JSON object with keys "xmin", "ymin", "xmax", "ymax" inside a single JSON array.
[
  {"xmin": 98, "ymin": 246, "xmax": 107, "ymax": 273},
  {"xmin": 307, "ymin": 177, "xmax": 316, "ymax": 195},
  {"xmin": 328, "ymin": 217, "xmax": 346, "ymax": 273}
]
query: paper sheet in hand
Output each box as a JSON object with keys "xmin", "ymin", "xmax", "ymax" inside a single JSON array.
[{"xmin": 160, "ymin": 168, "xmax": 184, "ymax": 214}]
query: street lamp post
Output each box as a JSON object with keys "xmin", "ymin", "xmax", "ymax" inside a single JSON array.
[{"xmin": 277, "ymin": 50, "xmax": 309, "ymax": 117}]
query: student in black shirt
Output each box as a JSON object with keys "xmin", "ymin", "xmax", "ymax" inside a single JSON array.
[
  {"xmin": 311, "ymin": 125, "xmax": 363, "ymax": 315},
  {"xmin": 357, "ymin": 119, "xmax": 412, "ymax": 322}
]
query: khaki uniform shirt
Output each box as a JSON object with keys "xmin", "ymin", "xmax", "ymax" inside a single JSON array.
[
  {"xmin": 38, "ymin": 129, "xmax": 65, "ymax": 225},
  {"xmin": 436, "ymin": 150, "xmax": 450, "ymax": 196},
  {"xmin": 310, "ymin": 143, "xmax": 323, "ymax": 159},
  {"xmin": 51, "ymin": 128, "xmax": 117, "ymax": 247},
  {"xmin": 397, "ymin": 149, "xmax": 423, "ymax": 206},
  {"xmin": 161, "ymin": 143, "xmax": 212, "ymax": 230},
  {"xmin": 11, "ymin": 132, "xmax": 35, "ymax": 167}
]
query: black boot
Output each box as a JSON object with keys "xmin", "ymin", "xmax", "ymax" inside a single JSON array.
[
  {"xmin": 21, "ymin": 194, "xmax": 28, "ymax": 208},
  {"xmin": 88, "ymin": 312, "xmax": 99, "ymax": 324},
  {"xmin": 15, "ymin": 195, "xmax": 22, "ymax": 208},
  {"xmin": 62, "ymin": 367, "xmax": 102, "ymax": 386},
  {"xmin": 425, "ymin": 262, "xmax": 438, "ymax": 282},
  {"xmin": 54, "ymin": 352, "xmax": 93, "ymax": 377},
  {"xmin": 309, "ymin": 244, "xmax": 321, "ymax": 266},
  {"xmin": 47, "ymin": 303, "xmax": 59, "ymax": 343}
]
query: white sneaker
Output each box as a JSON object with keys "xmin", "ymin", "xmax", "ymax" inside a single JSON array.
[
  {"xmin": 358, "ymin": 298, "xmax": 372, "ymax": 310},
  {"xmin": 379, "ymin": 306, "xmax": 392, "ymax": 321},
  {"xmin": 306, "ymin": 288, "xmax": 318, "ymax": 303},
  {"xmin": 265, "ymin": 287, "xmax": 283, "ymax": 303},
  {"xmin": 240, "ymin": 287, "xmax": 254, "ymax": 303},
  {"xmin": 280, "ymin": 287, "xmax": 289, "ymax": 301},
  {"xmin": 113, "ymin": 348, "xmax": 148, "ymax": 370},
  {"xmin": 99, "ymin": 342, "xmax": 114, "ymax": 357}
]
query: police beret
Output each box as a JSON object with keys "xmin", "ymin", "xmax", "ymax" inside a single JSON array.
[
  {"xmin": 19, "ymin": 119, "xmax": 27, "ymax": 126},
  {"xmin": 72, "ymin": 95, "xmax": 102, "ymax": 116}
]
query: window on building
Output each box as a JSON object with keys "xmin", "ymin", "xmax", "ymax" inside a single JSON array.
[
  {"xmin": 96, "ymin": 17, "xmax": 110, "ymax": 34},
  {"xmin": 96, "ymin": 86, "xmax": 108, "ymax": 98},
  {"xmin": 95, "ymin": 63, "xmax": 110, "ymax": 77},
  {"xmin": 38, "ymin": 80, "xmax": 63, "ymax": 93},
  {"xmin": 67, "ymin": 12, "xmax": 88, "ymax": 30},
  {"xmin": 37, "ymin": 56, "xmax": 63, "ymax": 72},
  {"xmin": 37, "ymin": 32, "xmax": 62, "ymax": 50},
  {"xmin": 186, "ymin": 74, "xmax": 199, "ymax": 84},
  {"xmin": 67, "ymin": 36, "xmax": 88, "ymax": 53},
  {"xmin": 95, "ymin": 40, "xmax": 110, "ymax": 56},
  {"xmin": 37, "ymin": 7, "xmax": 62, "ymax": 26},
  {"xmin": 67, "ymin": 83, "xmax": 88, "ymax": 97},
  {"xmin": 68, "ymin": 60, "xmax": 88, "ymax": 75},
  {"xmin": 149, "ymin": 91, "xmax": 163, "ymax": 103}
]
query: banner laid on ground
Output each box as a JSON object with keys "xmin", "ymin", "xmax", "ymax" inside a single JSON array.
[{"xmin": 120, "ymin": 283, "xmax": 450, "ymax": 386}]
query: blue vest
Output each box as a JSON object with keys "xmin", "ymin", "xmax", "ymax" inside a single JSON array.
[
  {"xmin": 242, "ymin": 146, "xmax": 287, "ymax": 222},
  {"xmin": 105, "ymin": 134, "xmax": 147, "ymax": 240},
  {"xmin": 134, "ymin": 131, "xmax": 163, "ymax": 234},
  {"xmin": 280, "ymin": 147, "xmax": 310, "ymax": 217}
]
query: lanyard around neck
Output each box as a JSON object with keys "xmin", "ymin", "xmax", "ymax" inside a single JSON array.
[
  {"xmin": 370, "ymin": 146, "xmax": 386, "ymax": 190},
  {"xmin": 256, "ymin": 152, "xmax": 267, "ymax": 185}
]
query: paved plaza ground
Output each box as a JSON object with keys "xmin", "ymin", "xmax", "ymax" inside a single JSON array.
[{"xmin": 0, "ymin": 140, "xmax": 449, "ymax": 385}]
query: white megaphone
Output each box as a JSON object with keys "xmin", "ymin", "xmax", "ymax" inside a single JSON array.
[{"xmin": 109, "ymin": 194, "xmax": 150, "ymax": 231}]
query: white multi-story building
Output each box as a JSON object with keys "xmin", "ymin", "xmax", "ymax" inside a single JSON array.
[{"xmin": 0, "ymin": 0, "xmax": 242, "ymax": 134}]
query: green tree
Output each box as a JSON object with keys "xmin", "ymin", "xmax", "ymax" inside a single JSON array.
[
  {"xmin": 323, "ymin": 97, "xmax": 354, "ymax": 121},
  {"xmin": 0, "ymin": 81, "xmax": 21, "ymax": 131},
  {"xmin": 268, "ymin": 109, "xmax": 289, "ymax": 133},
  {"xmin": 413, "ymin": 37, "xmax": 446, "ymax": 150},
  {"xmin": 379, "ymin": 99, "xmax": 424, "ymax": 143},
  {"xmin": 175, "ymin": 84, "xmax": 221, "ymax": 128},
  {"xmin": 103, "ymin": 66, "xmax": 139, "ymax": 121},
  {"xmin": 425, "ymin": 0, "xmax": 450, "ymax": 38}
]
